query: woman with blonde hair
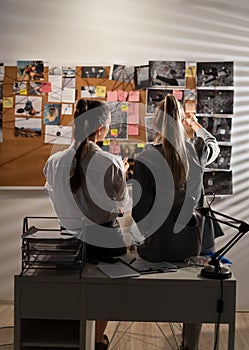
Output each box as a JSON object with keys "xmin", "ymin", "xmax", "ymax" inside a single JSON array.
[{"xmin": 132, "ymin": 94, "xmax": 220, "ymax": 350}]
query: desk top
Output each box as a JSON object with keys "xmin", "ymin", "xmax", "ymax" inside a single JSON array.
[{"xmin": 17, "ymin": 251, "xmax": 236, "ymax": 286}]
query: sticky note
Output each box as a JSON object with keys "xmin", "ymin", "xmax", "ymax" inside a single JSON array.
[
  {"xmin": 107, "ymin": 91, "xmax": 118, "ymax": 102},
  {"xmin": 128, "ymin": 124, "xmax": 139, "ymax": 135},
  {"xmin": 128, "ymin": 103, "xmax": 139, "ymax": 124},
  {"xmin": 3, "ymin": 97, "xmax": 13, "ymax": 108},
  {"xmin": 186, "ymin": 66, "xmax": 196, "ymax": 78},
  {"xmin": 117, "ymin": 90, "xmax": 128, "ymax": 102},
  {"xmin": 173, "ymin": 90, "xmax": 183, "ymax": 101},
  {"xmin": 41, "ymin": 82, "xmax": 52, "ymax": 93},
  {"xmin": 110, "ymin": 129, "xmax": 118, "ymax": 137},
  {"xmin": 110, "ymin": 141, "xmax": 121, "ymax": 154},
  {"xmin": 128, "ymin": 91, "xmax": 140, "ymax": 102},
  {"xmin": 95, "ymin": 85, "xmax": 107, "ymax": 98}
]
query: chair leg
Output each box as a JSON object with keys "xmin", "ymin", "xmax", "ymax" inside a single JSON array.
[
  {"xmin": 108, "ymin": 322, "xmax": 135, "ymax": 350},
  {"xmin": 108, "ymin": 322, "xmax": 181, "ymax": 350},
  {"xmin": 155, "ymin": 322, "xmax": 181, "ymax": 350}
]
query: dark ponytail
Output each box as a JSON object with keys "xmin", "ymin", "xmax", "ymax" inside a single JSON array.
[{"xmin": 70, "ymin": 99, "xmax": 110, "ymax": 193}]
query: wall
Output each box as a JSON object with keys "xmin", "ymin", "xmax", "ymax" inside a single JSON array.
[{"xmin": 0, "ymin": 0, "xmax": 249, "ymax": 309}]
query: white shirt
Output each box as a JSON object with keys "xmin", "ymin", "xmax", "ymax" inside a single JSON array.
[{"xmin": 43, "ymin": 141, "xmax": 130, "ymax": 234}]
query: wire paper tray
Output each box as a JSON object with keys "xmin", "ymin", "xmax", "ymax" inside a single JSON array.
[{"xmin": 21, "ymin": 217, "xmax": 84, "ymax": 275}]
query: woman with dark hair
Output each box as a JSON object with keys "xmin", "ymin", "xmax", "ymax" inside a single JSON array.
[
  {"xmin": 132, "ymin": 94, "xmax": 220, "ymax": 350},
  {"xmin": 44, "ymin": 99, "xmax": 130, "ymax": 350}
]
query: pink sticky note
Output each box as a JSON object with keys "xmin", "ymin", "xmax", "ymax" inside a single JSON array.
[
  {"xmin": 109, "ymin": 141, "xmax": 121, "ymax": 154},
  {"xmin": 117, "ymin": 90, "xmax": 128, "ymax": 102},
  {"xmin": 128, "ymin": 91, "xmax": 140, "ymax": 102},
  {"xmin": 128, "ymin": 124, "xmax": 139, "ymax": 136},
  {"xmin": 128, "ymin": 103, "xmax": 139, "ymax": 124},
  {"xmin": 173, "ymin": 90, "xmax": 183, "ymax": 101},
  {"xmin": 41, "ymin": 82, "xmax": 52, "ymax": 93},
  {"xmin": 107, "ymin": 90, "xmax": 118, "ymax": 102}
]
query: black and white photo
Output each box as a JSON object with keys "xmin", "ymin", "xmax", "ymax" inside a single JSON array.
[
  {"xmin": 149, "ymin": 61, "xmax": 186, "ymax": 87},
  {"xmin": 197, "ymin": 61, "xmax": 233, "ymax": 87},
  {"xmin": 197, "ymin": 89, "xmax": 234, "ymax": 115}
]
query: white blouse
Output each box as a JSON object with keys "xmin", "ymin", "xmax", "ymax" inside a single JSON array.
[{"xmin": 43, "ymin": 141, "xmax": 130, "ymax": 234}]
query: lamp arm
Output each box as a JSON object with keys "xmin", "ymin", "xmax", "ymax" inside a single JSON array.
[{"xmin": 198, "ymin": 208, "xmax": 249, "ymax": 266}]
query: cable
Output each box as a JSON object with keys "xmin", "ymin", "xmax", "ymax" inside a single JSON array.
[{"xmin": 213, "ymin": 264, "xmax": 224, "ymax": 350}]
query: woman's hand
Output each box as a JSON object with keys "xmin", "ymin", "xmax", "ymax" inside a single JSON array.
[
  {"xmin": 122, "ymin": 157, "xmax": 130, "ymax": 172},
  {"xmin": 182, "ymin": 113, "xmax": 202, "ymax": 137}
]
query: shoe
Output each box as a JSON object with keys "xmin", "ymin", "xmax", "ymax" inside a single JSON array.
[{"xmin": 95, "ymin": 334, "xmax": 109, "ymax": 350}]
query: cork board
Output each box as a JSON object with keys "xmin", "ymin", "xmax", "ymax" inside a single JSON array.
[{"xmin": 0, "ymin": 66, "xmax": 146, "ymax": 186}]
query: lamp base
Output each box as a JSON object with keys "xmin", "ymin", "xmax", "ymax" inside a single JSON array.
[{"xmin": 201, "ymin": 266, "xmax": 232, "ymax": 279}]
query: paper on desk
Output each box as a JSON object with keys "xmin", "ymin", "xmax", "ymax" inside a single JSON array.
[{"xmin": 97, "ymin": 262, "xmax": 140, "ymax": 278}]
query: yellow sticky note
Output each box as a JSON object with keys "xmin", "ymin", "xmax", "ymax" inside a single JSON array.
[
  {"xmin": 20, "ymin": 89, "xmax": 27, "ymax": 95},
  {"xmin": 3, "ymin": 97, "xmax": 14, "ymax": 108},
  {"xmin": 110, "ymin": 129, "xmax": 118, "ymax": 137},
  {"xmin": 95, "ymin": 85, "xmax": 106, "ymax": 98},
  {"xmin": 137, "ymin": 143, "xmax": 145, "ymax": 148},
  {"xmin": 186, "ymin": 66, "xmax": 196, "ymax": 78},
  {"xmin": 120, "ymin": 103, "xmax": 128, "ymax": 112},
  {"xmin": 103, "ymin": 140, "xmax": 110, "ymax": 146}
]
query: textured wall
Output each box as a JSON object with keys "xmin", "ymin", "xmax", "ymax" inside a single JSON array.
[{"xmin": 0, "ymin": 0, "xmax": 249, "ymax": 309}]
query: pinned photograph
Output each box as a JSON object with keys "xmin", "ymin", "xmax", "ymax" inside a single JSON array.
[
  {"xmin": 0, "ymin": 102, "xmax": 2, "ymax": 142},
  {"xmin": 120, "ymin": 142, "xmax": 145, "ymax": 159},
  {"xmin": 0, "ymin": 63, "xmax": 4, "ymax": 81},
  {"xmin": 120, "ymin": 142, "xmax": 145, "ymax": 180},
  {"xmin": 145, "ymin": 116, "xmax": 156, "ymax": 143},
  {"xmin": 203, "ymin": 170, "xmax": 232, "ymax": 195},
  {"xmin": 62, "ymin": 77, "xmax": 75, "ymax": 89},
  {"xmin": 206, "ymin": 145, "xmax": 232, "ymax": 170},
  {"xmin": 15, "ymin": 96, "xmax": 42, "ymax": 116},
  {"xmin": 62, "ymin": 66, "xmax": 76, "ymax": 78},
  {"xmin": 106, "ymin": 102, "xmax": 128, "ymax": 140},
  {"xmin": 13, "ymin": 82, "xmax": 27, "ymax": 95},
  {"xmin": 17, "ymin": 60, "xmax": 44, "ymax": 81},
  {"xmin": 81, "ymin": 66, "xmax": 109, "ymax": 79},
  {"xmin": 134, "ymin": 65, "xmax": 150, "ymax": 90},
  {"xmin": 0, "ymin": 82, "xmax": 3, "ymax": 100},
  {"xmin": 81, "ymin": 86, "xmax": 98, "ymax": 98},
  {"xmin": 197, "ymin": 62, "xmax": 233, "ymax": 87},
  {"xmin": 198, "ymin": 116, "xmax": 232, "ymax": 142},
  {"xmin": 49, "ymin": 66, "xmax": 62, "ymax": 76},
  {"xmin": 197, "ymin": 89, "xmax": 234, "ymax": 115},
  {"xmin": 43, "ymin": 103, "xmax": 61, "ymax": 125},
  {"xmin": 146, "ymin": 88, "xmax": 173, "ymax": 114},
  {"xmin": 61, "ymin": 103, "xmax": 73, "ymax": 115},
  {"xmin": 15, "ymin": 117, "xmax": 42, "ymax": 138},
  {"xmin": 44, "ymin": 125, "xmax": 72, "ymax": 144},
  {"xmin": 30, "ymin": 82, "xmax": 43, "ymax": 95},
  {"xmin": 111, "ymin": 64, "xmax": 135, "ymax": 83},
  {"xmin": 149, "ymin": 61, "xmax": 186, "ymax": 87}
]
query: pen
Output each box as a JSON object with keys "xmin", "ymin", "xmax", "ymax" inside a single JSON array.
[{"xmin": 128, "ymin": 257, "xmax": 136, "ymax": 265}]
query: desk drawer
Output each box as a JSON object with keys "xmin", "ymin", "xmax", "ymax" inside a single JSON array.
[{"xmin": 20, "ymin": 282, "xmax": 80, "ymax": 319}]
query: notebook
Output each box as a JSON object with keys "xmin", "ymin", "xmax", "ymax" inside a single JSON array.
[{"xmin": 97, "ymin": 261, "xmax": 140, "ymax": 279}]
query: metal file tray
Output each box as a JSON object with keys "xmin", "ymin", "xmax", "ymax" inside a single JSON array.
[{"xmin": 21, "ymin": 216, "xmax": 84, "ymax": 275}]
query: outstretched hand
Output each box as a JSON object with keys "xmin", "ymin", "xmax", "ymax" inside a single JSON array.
[
  {"xmin": 122, "ymin": 157, "xmax": 130, "ymax": 172},
  {"xmin": 183, "ymin": 113, "xmax": 201, "ymax": 137}
]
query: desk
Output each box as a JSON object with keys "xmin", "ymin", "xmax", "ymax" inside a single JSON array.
[{"xmin": 14, "ymin": 261, "xmax": 236, "ymax": 350}]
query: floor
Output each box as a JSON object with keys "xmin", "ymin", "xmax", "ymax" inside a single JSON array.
[{"xmin": 1, "ymin": 303, "xmax": 249, "ymax": 349}]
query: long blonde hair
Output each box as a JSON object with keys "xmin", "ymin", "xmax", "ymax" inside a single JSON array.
[{"xmin": 154, "ymin": 94, "xmax": 189, "ymax": 187}]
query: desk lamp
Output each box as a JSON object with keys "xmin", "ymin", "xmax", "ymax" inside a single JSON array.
[{"xmin": 198, "ymin": 207, "xmax": 249, "ymax": 279}]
